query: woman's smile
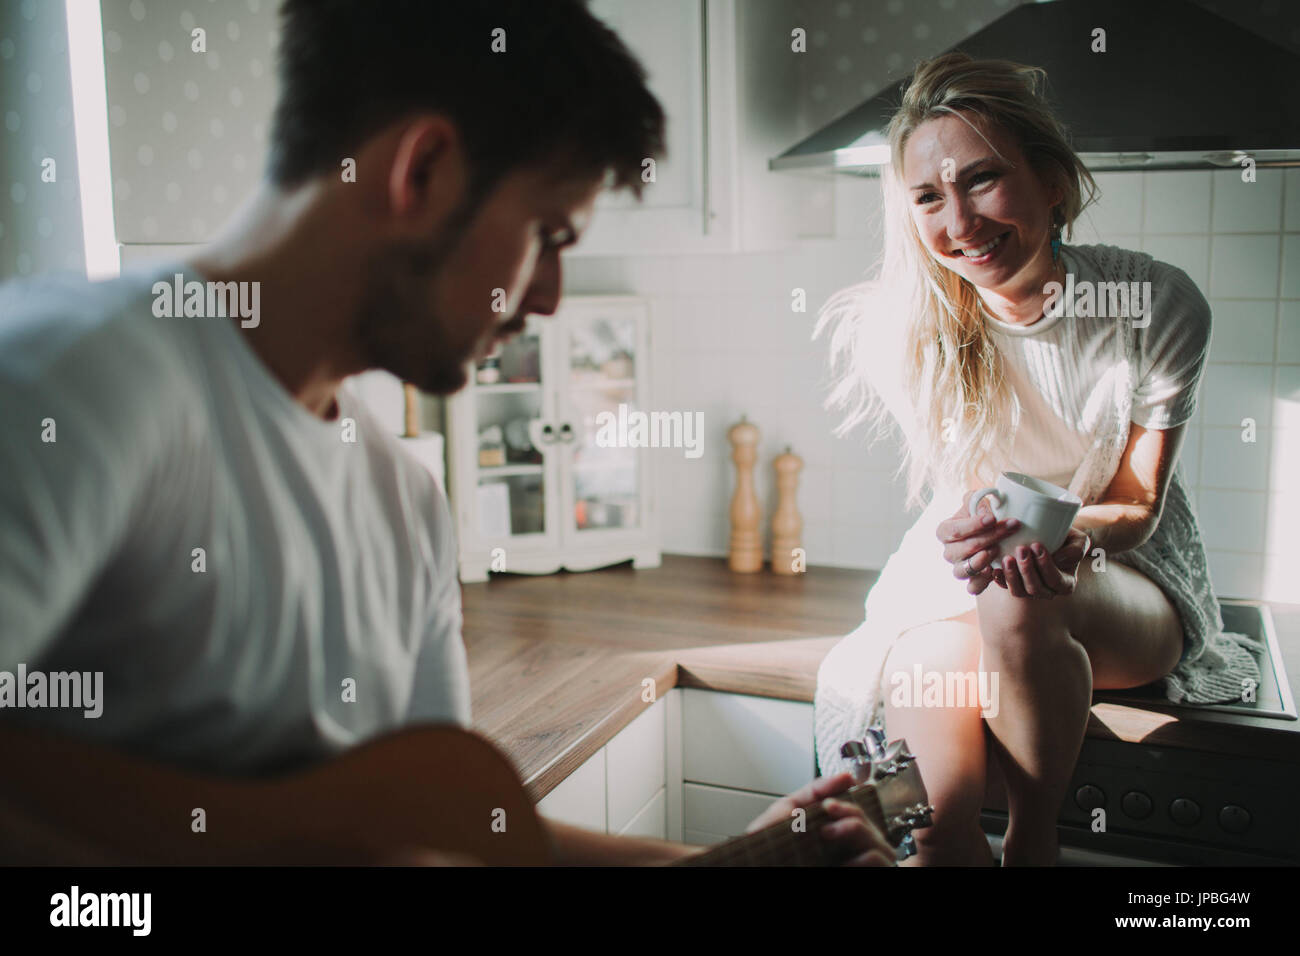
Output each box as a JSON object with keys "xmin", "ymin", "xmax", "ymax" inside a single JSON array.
[{"xmin": 948, "ymin": 230, "xmax": 1011, "ymax": 265}]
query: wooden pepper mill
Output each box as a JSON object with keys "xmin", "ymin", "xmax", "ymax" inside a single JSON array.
[
  {"xmin": 403, "ymin": 383, "xmax": 421, "ymax": 437},
  {"xmin": 727, "ymin": 416, "xmax": 763, "ymax": 573},
  {"xmin": 771, "ymin": 445, "xmax": 803, "ymax": 575}
]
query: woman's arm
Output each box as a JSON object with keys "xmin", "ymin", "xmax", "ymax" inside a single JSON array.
[{"xmin": 1073, "ymin": 421, "xmax": 1187, "ymax": 557}]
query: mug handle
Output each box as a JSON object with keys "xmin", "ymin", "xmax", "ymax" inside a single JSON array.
[{"xmin": 968, "ymin": 487, "xmax": 1002, "ymax": 518}]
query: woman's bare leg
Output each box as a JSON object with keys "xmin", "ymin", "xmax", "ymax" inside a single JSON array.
[
  {"xmin": 975, "ymin": 557, "xmax": 1184, "ymax": 865},
  {"xmin": 881, "ymin": 614, "xmax": 995, "ymax": 866}
]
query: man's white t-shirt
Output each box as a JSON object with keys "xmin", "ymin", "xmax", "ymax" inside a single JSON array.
[{"xmin": 0, "ymin": 262, "xmax": 471, "ymax": 775}]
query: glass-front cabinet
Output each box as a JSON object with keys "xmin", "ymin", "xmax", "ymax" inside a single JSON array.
[{"xmin": 447, "ymin": 297, "xmax": 660, "ymax": 582}]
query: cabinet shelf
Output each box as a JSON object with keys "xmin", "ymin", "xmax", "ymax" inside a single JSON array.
[
  {"xmin": 569, "ymin": 378, "xmax": 637, "ymax": 392},
  {"xmin": 475, "ymin": 381, "xmax": 541, "ymax": 394},
  {"xmin": 478, "ymin": 464, "xmax": 544, "ymax": 478}
]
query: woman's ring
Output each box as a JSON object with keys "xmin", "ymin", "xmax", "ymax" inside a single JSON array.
[{"xmin": 963, "ymin": 557, "xmax": 974, "ymax": 578}]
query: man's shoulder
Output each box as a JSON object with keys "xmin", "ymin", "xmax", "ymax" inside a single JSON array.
[
  {"xmin": 0, "ymin": 262, "xmax": 187, "ymax": 382},
  {"xmin": 339, "ymin": 381, "xmax": 452, "ymax": 515}
]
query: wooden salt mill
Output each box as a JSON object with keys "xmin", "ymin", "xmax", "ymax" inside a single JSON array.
[
  {"xmin": 727, "ymin": 416, "xmax": 763, "ymax": 573},
  {"xmin": 403, "ymin": 383, "xmax": 421, "ymax": 437},
  {"xmin": 771, "ymin": 446, "xmax": 803, "ymax": 575}
]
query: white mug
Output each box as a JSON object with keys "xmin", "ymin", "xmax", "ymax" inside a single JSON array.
[{"xmin": 967, "ymin": 472, "xmax": 1082, "ymax": 570}]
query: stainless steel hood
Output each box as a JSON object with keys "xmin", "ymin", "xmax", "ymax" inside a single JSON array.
[{"xmin": 771, "ymin": 0, "xmax": 1300, "ymax": 175}]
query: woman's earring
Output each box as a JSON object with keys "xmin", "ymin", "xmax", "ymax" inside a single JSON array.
[{"xmin": 1050, "ymin": 225, "xmax": 1062, "ymax": 264}]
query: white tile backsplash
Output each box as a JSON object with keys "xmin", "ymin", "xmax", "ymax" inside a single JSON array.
[
  {"xmin": 1199, "ymin": 490, "xmax": 1269, "ymax": 553},
  {"xmin": 1209, "ymin": 235, "xmax": 1281, "ymax": 298},
  {"xmin": 1285, "ymin": 170, "xmax": 1300, "ymax": 232},
  {"xmin": 1263, "ymin": 492, "xmax": 1299, "ymax": 558},
  {"xmin": 1199, "ymin": 427, "xmax": 1270, "ymax": 491},
  {"xmin": 1276, "ymin": 364, "xmax": 1300, "ymax": 432},
  {"xmin": 1206, "ymin": 551, "xmax": 1265, "ymax": 601},
  {"xmin": 1283, "ymin": 235, "xmax": 1300, "ymax": 300},
  {"xmin": 1279, "ymin": 302, "xmax": 1300, "ymax": 363},
  {"xmin": 1201, "ymin": 363, "xmax": 1275, "ymax": 430},
  {"xmin": 1143, "ymin": 171, "xmax": 1211, "ymax": 234},
  {"xmin": 1211, "ymin": 169, "xmax": 1284, "ymax": 234},
  {"xmin": 1207, "ymin": 299, "xmax": 1278, "ymax": 363},
  {"xmin": 1085, "ymin": 173, "xmax": 1145, "ymax": 236}
]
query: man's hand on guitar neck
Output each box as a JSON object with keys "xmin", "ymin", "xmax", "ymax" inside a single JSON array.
[
  {"xmin": 545, "ymin": 771, "xmax": 896, "ymax": 866},
  {"xmin": 744, "ymin": 772, "xmax": 896, "ymax": 866}
]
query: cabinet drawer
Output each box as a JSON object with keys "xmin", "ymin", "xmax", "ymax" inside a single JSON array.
[
  {"xmin": 606, "ymin": 700, "xmax": 666, "ymax": 833},
  {"xmin": 618, "ymin": 787, "xmax": 667, "ymax": 839},
  {"xmin": 682, "ymin": 782, "xmax": 780, "ymax": 839},
  {"xmin": 536, "ymin": 748, "xmax": 607, "ymax": 832},
  {"xmin": 682, "ymin": 689, "xmax": 813, "ymax": 794}
]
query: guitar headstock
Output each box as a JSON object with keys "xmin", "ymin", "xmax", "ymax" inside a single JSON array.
[{"xmin": 840, "ymin": 732, "xmax": 933, "ymax": 848}]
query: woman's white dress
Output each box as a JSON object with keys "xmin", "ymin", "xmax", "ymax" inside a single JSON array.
[{"xmin": 814, "ymin": 243, "xmax": 1265, "ymax": 775}]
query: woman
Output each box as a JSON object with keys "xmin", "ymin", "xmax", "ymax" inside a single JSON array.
[{"xmin": 812, "ymin": 53, "xmax": 1263, "ymax": 866}]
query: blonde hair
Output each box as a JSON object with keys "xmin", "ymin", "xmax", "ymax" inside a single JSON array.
[{"xmin": 816, "ymin": 52, "xmax": 1099, "ymax": 511}]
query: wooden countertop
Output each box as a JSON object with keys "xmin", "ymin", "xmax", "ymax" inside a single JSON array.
[{"xmin": 463, "ymin": 555, "xmax": 1300, "ymax": 800}]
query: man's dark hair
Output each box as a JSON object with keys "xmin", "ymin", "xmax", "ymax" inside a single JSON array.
[{"xmin": 268, "ymin": 0, "xmax": 666, "ymax": 209}]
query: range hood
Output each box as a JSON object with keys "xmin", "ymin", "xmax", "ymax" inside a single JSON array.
[{"xmin": 771, "ymin": 0, "xmax": 1300, "ymax": 175}]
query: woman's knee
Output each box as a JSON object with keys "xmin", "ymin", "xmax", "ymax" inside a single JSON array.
[
  {"xmin": 975, "ymin": 585, "xmax": 1078, "ymax": 665},
  {"xmin": 884, "ymin": 620, "xmax": 982, "ymax": 677}
]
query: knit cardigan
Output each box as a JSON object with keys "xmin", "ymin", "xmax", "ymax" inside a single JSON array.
[{"xmin": 813, "ymin": 243, "xmax": 1266, "ymax": 776}]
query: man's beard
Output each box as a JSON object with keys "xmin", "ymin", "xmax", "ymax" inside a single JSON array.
[{"xmin": 353, "ymin": 193, "xmax": 486, "ymax": 396}]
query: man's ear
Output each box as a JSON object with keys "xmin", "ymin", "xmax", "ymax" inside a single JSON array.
[{"xmin": 384, "ymin": 114, "xmax": 468, "ymax": 235}]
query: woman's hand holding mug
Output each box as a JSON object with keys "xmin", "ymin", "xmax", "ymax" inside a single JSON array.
[
  {"xmin": 935, "ymin": 500, "xmax": 1022, "ymax": 595},
  {"xmin": 964, "ymin": 472, "xmax": 1088, "ymax": 600},
  {"xmin": 998, "ymin": 525, "xmax": 1091, "ymax": 599}
]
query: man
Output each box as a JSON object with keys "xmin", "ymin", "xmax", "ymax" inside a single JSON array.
[{"xmin": 0, "ymin": 0, "xmax": 891, "ymax": 865}]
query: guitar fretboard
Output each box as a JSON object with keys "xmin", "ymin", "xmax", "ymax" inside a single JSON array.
[{"xmin": 676, "ymin": 784, "xmax": 887, "ymax": 867}]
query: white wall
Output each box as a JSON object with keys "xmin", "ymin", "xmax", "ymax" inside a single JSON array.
[
  {"xmin": 100, "ymin": 0, "xmax": 278, "ymax": 243},
  {"xmin": 0, "ymin": 0, "xmax": 85, "ymax": 279}
]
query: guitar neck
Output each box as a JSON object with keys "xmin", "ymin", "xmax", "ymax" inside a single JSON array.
[{"xmin": 675, "ymin": 783, "xmax": 887, "ymax": 867}]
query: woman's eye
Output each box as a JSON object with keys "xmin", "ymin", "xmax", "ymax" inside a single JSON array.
[
  {"xmin": 916, "ymin": 192, "xmax": 940, "ymax": 205},
  {"xmin": 971, "ymin": 170, "xmax": 998, "ymax": 186}
]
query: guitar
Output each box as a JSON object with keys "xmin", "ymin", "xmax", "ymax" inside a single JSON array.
[
  {"xmin": 675, "ymin": 735, "xmax": 932, "ymax": 867},
  {"xmin": 1, "ymin": 723, "xmax": 929, "ymax": 866}
]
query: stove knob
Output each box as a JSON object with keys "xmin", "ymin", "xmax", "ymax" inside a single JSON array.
[
  {"xmin": 1218, "ymin": 805, "xmax": 1251, "ymax": 834},
  {"xmin": 1074, "ymin": 784, "xmax": 1106, "ymax": 811},
  {"xmin": 1169, "ymin": 797, "xmax": 1201, "ymax": 826},
  {"xmin": 1121, "ymin": 791, "xmax": 1152, "ymax": 819}
]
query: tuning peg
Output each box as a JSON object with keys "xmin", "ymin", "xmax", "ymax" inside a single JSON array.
[
  {"xmin": 863, "ymin": 722, "xmax": 888, "ymax": 760},
  {"xmin": 839, "ymin": 739, "xmax": 874, "ymax": 784}
]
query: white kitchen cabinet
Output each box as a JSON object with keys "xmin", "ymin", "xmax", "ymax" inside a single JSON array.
[
  {"xmin": 535, "ymin": 695, "xmax": 670, "ymax": 838},
  {"xmin": 682, "ymin": 781, "xmax": 780, "ymax": 844},
  {"xmin": 605, "ymin": 697, "xmax": 667, "ymax": 833},
  {"xmin": 681, "ymin": 688, "xmax": 814, "ymax": 795},
  {"xmin": 447, "ymin": 296, "xmax": 661, "ymax": 582},
  {"xmin": 619, "ymin": 788, "xmax": 668, "ymax": 839},
  {"xmin": 535, "ymin": 747, "xmax": 607, "ymax": 832},
  {"xmin": 534, "ymin": 689, "xmax": 817, "ymax": 850},
  {"xmin": 576, "ymin": 0, "xmax": 738, "ymax": 256}
]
